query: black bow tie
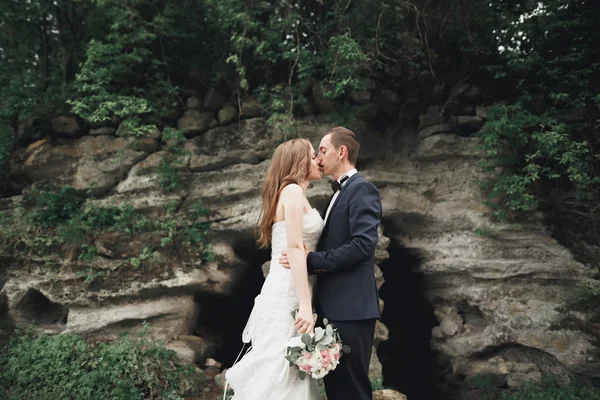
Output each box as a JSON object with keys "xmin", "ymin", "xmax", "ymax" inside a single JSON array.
[{"xmin": 331, "ymin": 176, "xmax": 349, "ymax": 192}]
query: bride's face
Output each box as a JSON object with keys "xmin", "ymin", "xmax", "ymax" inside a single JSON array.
[{"xmin": 307, "ymin": 145, "xmax": 322, "ymax": 181}]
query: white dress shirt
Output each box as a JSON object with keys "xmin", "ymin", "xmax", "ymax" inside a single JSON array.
[{"xmin": 324, "ymin": 168, "xmax": 357, "ymax": 224}]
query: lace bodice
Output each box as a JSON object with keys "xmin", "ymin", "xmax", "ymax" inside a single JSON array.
[
  {"xmin": 270, "ymin": 208, "xmax": 324, "ymax": 257},
  {"xmin": 263, "ymin": 208, "xmax": 324, "ymax": 296}
]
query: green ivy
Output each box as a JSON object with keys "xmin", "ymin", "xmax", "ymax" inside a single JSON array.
[{"xmin": 0, "ymin": 324, "xmax": 201, "ymax": 400}]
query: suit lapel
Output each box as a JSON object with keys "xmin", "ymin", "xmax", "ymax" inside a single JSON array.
[
  {"xmin": 322, "ymin": 173, "xmax": 360, "ymax": 231},
  {"xmin": 322, "ymin": 194, "xmax": 335, "ymax": 220}
]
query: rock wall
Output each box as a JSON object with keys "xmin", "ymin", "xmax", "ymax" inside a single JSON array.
[{"xmin": 2, "ymin": 84, "xmax": 599, "ymax": 398}]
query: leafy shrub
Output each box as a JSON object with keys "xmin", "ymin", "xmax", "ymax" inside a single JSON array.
[
  {"xmin": 477, "ymin": 103, "xmax": 600, "ymax": 221},
  {"xmin": 28, "ymin": 186, "xmax": 83, "ymax": 228},
  {"xmin": 80, "ymin": 204, "xmax": 137, "ymax": 232},
  {"xmin": 0, "ymin": 324, "xmax": 201, "ymax": 400}
]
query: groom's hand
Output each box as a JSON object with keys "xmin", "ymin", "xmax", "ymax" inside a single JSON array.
[
  {"xmin": 279, "ymin": 252, "xmax": 291, "ymax": 269},
  {"xmin": 279, "ymin": 242, "xmax": 310, "ymax": 269}
]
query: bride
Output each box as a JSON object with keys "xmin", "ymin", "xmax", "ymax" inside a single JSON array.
[{"xmin": 225, "ymin": 138, "xmax": 324, "ymax": 399}]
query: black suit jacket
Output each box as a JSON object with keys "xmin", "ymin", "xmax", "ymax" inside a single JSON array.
[{"xmin": 307, "ymin": 173, "xmax": 382, "ymax": 321}]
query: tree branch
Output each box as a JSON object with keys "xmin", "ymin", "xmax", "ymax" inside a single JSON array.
[
  {"xmin": 288, "ymin": 27, "xmax": 301, "ymax": 116},
  {"xmin": 375, "ymin": 12, "xmax": 403, "ymax": 63}
]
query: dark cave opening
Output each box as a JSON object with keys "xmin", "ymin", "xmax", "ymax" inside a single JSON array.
[
  {"xmin": 14, "ymin": 288, "xmax": 69, "ymax": 331},
  {"xmin": 378, "ymin": 237, "xmax": 447, "ymax": 400},
  {"xmin": 193, "ymin": 238, "xmax": 270, "ymax": 368}
]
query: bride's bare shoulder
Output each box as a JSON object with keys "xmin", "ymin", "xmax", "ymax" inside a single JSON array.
[
  {"xmin": 280, "ymin": 183, "xmax": 303, "ymax": 198},
  {"xmin": 279, "ymin": 184, "xmax": 305, "ymax": 214}
]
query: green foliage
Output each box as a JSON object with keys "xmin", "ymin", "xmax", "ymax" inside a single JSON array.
[
  {"xmin": 28, "ymin": 186, "xmax": 83, "ymax": 228},
  {"xmin": 479, "ymin": 1, "xmax": 600, "ymax": 220},
  {"xmin": 67, "ymin": 0, "xmax": 179, "ymax": 135},
  {"xmin": 80, "ymin": 205, "xmax": 136, "ymax": 232},
  {"xmin": 500, "ymin": 376, "xmax": 600, "ymax": 400},
  {"xmin": 566, "ymin": 278, "xmax": 600, "ymax": 315},
  {"xmin": 0, "ymin": 0, "xmax": 496, "ymax": 150},
  {"xmin": 128, "ymin": 247, "xmax": 158, "ymax": 269},
  {"xmin": 323, "ymin": 34, "xmax": 369, "ymax": 98},
  {"xmin": 203, "ymin": 0, "xmax": 456, "ymax": 120},
  {"xmin": 156, "ymin": 159, "xmax": 184, "ymax": 193},
  {"xmin": 2, "ymin": 185, "xmax": 215, "ymax": 282},
  {"xmin": 5, "ymin": 0, "xmax": 596, "ymax": 227},
  {"xmin": 75, "ymin": 266, "xmax": 105, "ymax": 285},
  {"xmin": 78, "ymin": 244, "xmax": 97, "ymax": 261},
  {"xmin": 267, "ymin": 112, "xmax": 296, "ymax": 140},
  {"xmin": 0, "ymin": 0, "xmax": 94, "ymax": 122},
  {"xmin": 154, "ymin": 127, "xmax": 188, "ymax": 192},
  {"xmin": 27, "ymin": 186, "xmax": 138, "ymax": 233},
  {"xmin": 474, "ymin": 228, "xmax": 490, "ymax": 237},
  {"xmin": 370, "ymin": 376, "xmax": 385, "ymax": 391},
  {"xmin": 575, "ymin": 278, "xmax": 600, "ymax": 303},
  {"xmin": 478, "ymin": 103, "xmax": 600, "ymax": 221},
  {"xmin": 0, "ymin": 324, "xmax": 200, "ymax": 400}
]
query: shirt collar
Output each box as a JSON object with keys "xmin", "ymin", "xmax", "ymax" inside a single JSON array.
[{"xmin": 338, "ymin": 168, "xmax": 357, "ymax": 185}]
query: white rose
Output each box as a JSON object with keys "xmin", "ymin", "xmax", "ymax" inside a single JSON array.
[
  {"xmin": 312, "ymin": 369, "xmax": 328, "ymax": 379},
  {"xmin": 308, "ymin": 356, "xmax": 322, "ymax": 370}
]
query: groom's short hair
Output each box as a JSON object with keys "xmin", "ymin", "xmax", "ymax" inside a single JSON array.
[{"xmin": 326, "ymin": 127, "xmax": 360, "ymax": 166}]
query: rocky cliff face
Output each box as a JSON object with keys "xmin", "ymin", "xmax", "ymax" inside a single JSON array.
[{"xmin": 1, "ymin": 87, "xmax": 598, "ymax": 399}]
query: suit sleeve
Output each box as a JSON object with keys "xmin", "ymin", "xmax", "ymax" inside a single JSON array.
[{"xmin": 307, "ymin": 182, "xmax": 381, "ymax": 274}]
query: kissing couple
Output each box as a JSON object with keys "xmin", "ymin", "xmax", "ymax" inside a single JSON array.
[{"xmin": 225, "ymin": 126, "xmax": 382, "ymax": 400}]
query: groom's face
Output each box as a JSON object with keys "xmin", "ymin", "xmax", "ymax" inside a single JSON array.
[{"xmin": 317, "ymin": 134, "xmax": 339, "ymax": 177}]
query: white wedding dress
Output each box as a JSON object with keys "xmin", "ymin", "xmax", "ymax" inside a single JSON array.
[{"xmin": 225, "ymin": 208, "xmax": 324, "ymax": 400}]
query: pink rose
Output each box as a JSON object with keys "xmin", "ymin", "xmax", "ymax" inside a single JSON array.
[{"xmin": 300, "ymin": 364, "xmax": 312, "ymax": 372}]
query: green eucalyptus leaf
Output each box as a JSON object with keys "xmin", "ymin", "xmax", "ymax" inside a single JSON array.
[
  {"xmin": 326, "ymin": 325, "xmax": 333, "ymax": 336},
  {"xmin": 321, "ymin": 335, "xmax": 334, "ymax": 345},
  {"xmin": 301, "ymin": 333, "xmax": 312, "ymax": 347},
  {"xmin": 315, "ymin": 328, "xmax": 325, "ymax": 342}
]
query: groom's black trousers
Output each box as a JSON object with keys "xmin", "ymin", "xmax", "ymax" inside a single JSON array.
[{"xmin": 322, "ymin": 318, "xmax": 377, "ymax": 400}]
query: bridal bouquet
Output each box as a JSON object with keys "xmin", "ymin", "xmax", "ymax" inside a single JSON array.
[{"xmin": 285, "ymin": 314, "xmax": 351, "ymax": 380}]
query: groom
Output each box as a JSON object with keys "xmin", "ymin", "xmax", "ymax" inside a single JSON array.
[{"xmin": 281, "ymin": 126, "xmax": 382, "ymax": 400}]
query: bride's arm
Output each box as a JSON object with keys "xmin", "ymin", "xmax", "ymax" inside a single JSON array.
[{"xmin": 280, "ymin": 184, "xmax": 314, "ymax": 334}]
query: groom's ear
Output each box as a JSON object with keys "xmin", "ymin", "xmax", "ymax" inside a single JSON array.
[{"xmin": 338, "ymin": 145, "xmax": 348, "ymax": 160}]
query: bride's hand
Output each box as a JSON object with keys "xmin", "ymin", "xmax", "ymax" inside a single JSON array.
[{"xmin": 294, "ymin": 306, "xmax": 314, "ymax": 334}]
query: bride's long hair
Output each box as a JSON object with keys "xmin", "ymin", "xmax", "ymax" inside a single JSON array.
[{"xmin": 257, "ymin": 138, "xmax": 313, "ymax": 248}]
